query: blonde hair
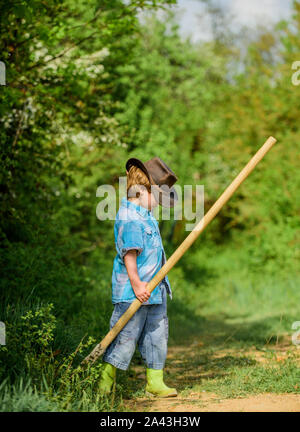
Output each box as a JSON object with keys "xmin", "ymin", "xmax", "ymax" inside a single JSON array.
[{"xmin": 127, "ymin": 166, "xmax": 151, "ymax": 199}]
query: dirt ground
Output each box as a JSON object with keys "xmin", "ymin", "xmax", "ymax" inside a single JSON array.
[
  {"xmin": 123, "ymin": 336, "xmax": 300, "ymax": 412},
  {"xmin": 125, "ymin": 392, "xmax": 300, "ymax": 412}
]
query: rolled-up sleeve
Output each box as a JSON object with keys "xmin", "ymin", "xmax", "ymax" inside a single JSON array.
[{"xmin": 117, "ymin": 221, "xmax": 144, "ymax": 261}]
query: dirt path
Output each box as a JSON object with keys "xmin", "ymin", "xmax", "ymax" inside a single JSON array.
[
  {"xmin": 123, "ymin": 336, "xmax": 300, "ymax": 412},
  {"xmin": 126, "ymin": 392, "xmax": 300, "ymax": 412}
]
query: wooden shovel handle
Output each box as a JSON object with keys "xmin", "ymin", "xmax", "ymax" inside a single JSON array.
[{"xmin": 83, "ymin": 136, "xmax": 277, "ymax": 364}]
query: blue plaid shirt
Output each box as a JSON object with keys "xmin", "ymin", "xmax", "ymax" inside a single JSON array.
[{"xmin": 111, "ymin": 197, "xmax": 172, "ymax": 304}]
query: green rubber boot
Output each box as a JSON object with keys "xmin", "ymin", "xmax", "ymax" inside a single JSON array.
[
  {"xmin": 145, "ymin": 368, "xmax": 177, "ymax": 398},
  {"xmin": 98, "ymin": 362, "xmax": 116, "ymax": 395}
]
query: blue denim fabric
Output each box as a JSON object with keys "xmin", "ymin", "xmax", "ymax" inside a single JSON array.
[
  {"xmin": 103, "ymin": 285, "xmax": 169, "ymax": 370},
  {"xmin": 111, "ymin": 197, "xmax": 172, "ymax": 305}
]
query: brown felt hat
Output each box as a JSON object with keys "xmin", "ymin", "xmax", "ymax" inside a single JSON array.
[{"xmin": 126, "ymin": 156, "xmax": 178, "ymax": 208}]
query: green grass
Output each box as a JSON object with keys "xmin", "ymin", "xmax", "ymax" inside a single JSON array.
[
  {"xmin": 0, "ymin": 378, "xmax": 60, "ymax": 412},
  {"xmin": 167, "ymin": 242, "xmax": 300, "ymax": 348},
  {"xmin": 200, "ymin": 360, "xmax": 300, "ymax": 397}
]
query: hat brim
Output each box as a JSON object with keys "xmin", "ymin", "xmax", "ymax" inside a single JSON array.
[
  {"xmin": 125, "ymin": 157, "xmax": 178, "ymax": 208},
  {"xmin": 126, "ymin": 158, "xmax": 151, "ymax": 182}
]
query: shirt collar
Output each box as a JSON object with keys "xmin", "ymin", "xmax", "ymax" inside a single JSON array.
[{"xmin": 121, "ymin": 197, "xmax": 152, "ymax": 219}]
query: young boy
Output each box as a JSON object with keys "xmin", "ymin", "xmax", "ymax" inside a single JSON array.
[{"xmin": 99, "ymin": 156, "xmax": 179, "ymax": 398}]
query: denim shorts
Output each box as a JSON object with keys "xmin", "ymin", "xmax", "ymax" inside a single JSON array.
[{"xmin": 103, "ymin": 285, "xmax": 168, "ymax": 370}]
